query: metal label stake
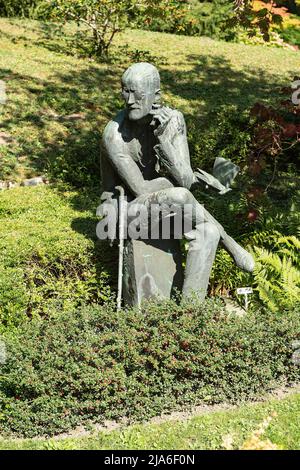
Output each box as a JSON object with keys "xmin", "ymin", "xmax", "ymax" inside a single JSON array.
[{"xmin": 236, "ymin": 287, "xmax": 253, "ymax": 310}]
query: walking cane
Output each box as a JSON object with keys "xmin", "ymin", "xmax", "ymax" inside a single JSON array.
[{"xmin": 116, "ymin": 186, "xmax": 125, "ymax": 311}]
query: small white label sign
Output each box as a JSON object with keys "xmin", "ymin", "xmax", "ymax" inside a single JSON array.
[{"xmin": 237, "ymin": 287, "xmax": 253, "ymax": 295}]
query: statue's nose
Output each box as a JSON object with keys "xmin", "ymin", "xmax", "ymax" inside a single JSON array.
[{"xmin": 128, "ymin": 92, "xmax": 135, "ymax": 105}]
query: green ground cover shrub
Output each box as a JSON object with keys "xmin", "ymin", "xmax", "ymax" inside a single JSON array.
[
  {"xmin": 0, "ymin": 391, "xmax": 299, "ymax": 449},
  {"xmin": 2, "ymin": 391, "xmax": 300, "ymax": 449},
  {"xmin": 0, "ymin": 297, "xmax": 299, "ymax": 437}
]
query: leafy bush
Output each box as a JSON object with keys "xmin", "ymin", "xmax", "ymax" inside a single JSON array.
[
  {"xmin": 184, "ymin": 0, "xmax": 236, "ymax": 40},
  {"xmin": 249, "ymin": 232, "xmax": 300, "ymax": 312},
  {"xmin": 0, "ymin": 0, "xmax": 47, "ymax": 18},
  {"xmin": 197, "ymin": 83, "xmax": 300, "ymax": 308},
  {"xmin": 138, "ymin": 0, "xmax": 286, "ymax": 43},
  {"xmin": 279, "ymin": 24, "xmax": 300, "ymax": 47},
  {"xmin": 208, "ymin": 196, "xmax": 300, "ymax": 310},
  {"xmin": 0, "ymin": 297, "xmax": 299, "ymax": 437},
  {"xmin": 133, "ymin": 0, "xmax": 191, "ymax": 35},
  {"xmin": 229, "ymin": 0, "xmax": 284, "ymax": 41},
  {"xmin": 132, "ymin": 0, "xmax": 236, "ymax": 40},
  {"xmin": 253, "ymin": 245, "xmax": 300, "ymax": 311},
  {"xmin": 45, "ymin": 0, "xmax": 192, "ymax": 59},
  {"xmin": 47, "ymin": 0, "xmax": 135, "ymax": 58},
  {"xmin": 236, "ymin": 28, "xmax": 297, "ymax": 49}
]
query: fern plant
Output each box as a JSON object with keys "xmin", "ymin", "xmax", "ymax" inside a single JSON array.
[
  {"xmin": 251, "ymin": 233, "xmax": 300, "ymax": 312},
  {"xmin": 209, "ymin": 231, "xmax": 300, "ymax": 312}
]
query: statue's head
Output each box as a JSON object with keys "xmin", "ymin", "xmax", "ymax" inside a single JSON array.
[{"xmin": 121, "ymin": 62, "xmax": 161, "ymax": 121}]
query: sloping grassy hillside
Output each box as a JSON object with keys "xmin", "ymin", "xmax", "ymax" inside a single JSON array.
[{"xmin": 0, "ymin": 18, "xmax": 299, "ymax": 184}]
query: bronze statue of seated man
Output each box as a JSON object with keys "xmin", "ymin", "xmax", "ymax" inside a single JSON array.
[{"xmin": 99, "ymin": 62, "xmax": 254, "ymax": 303}]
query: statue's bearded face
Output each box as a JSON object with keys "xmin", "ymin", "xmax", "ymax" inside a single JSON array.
[{"xmin": 121, "ymin": 75, "xmax": 158, "ymax": 121}]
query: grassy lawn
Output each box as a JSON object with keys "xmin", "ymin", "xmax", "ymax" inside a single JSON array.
[
  {"xmin": 0, "ymin": 391, "xmax": 299, "ymax": 450},
  {"xmin": 0, "ymin": 17, "xmax": 299, "ymax": 183},
  {"xmin": 0, "ymin": 185, "xmax": 117, "ymax": 328}
]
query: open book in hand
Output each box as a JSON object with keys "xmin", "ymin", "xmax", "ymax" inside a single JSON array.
[{"xmin": 195, "ymin": 157, "xmax": 240, "ymax": 195}]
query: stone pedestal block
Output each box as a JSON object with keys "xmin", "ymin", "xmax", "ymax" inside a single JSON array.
[{"xmin": 123, "ymin": 238, "xmax": 184, "ymax": 307}]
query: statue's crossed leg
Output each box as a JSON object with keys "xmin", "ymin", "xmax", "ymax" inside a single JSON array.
[{"xmin": 126, "ymin": 187, "xmax": 254, "ymax": 301}]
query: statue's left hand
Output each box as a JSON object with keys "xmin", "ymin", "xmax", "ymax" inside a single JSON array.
[{"xmin": 194, "ymin": 169, "xmax": 231, "ymax": 195}]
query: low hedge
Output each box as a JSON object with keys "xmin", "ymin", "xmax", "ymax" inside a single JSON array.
[{"xmin": 0, "ymin": 298, "xmax": 299, "ymax": 437}]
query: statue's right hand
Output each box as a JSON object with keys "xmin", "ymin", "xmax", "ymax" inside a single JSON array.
[{"xmin": 150, "ymin": 106, "xmax": 174, "ymax": 137}]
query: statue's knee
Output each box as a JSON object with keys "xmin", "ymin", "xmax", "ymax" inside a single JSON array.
[
  {"xmin": 194, "ymin": 222, "xmax": 220, "ymax": 243},
  {"xmin": 204, "ymin": 223, "xmax": 220, "ymax": 244},
  {"xmin": 169, "ymin": 187, "xmax": 191, "ymax": 206}
]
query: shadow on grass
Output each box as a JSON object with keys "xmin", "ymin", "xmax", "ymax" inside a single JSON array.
[
  {"xmin": 71, "ymin": 216, "xmax": 119, "ymax": 295},
  {"xmin": 67, "ymin": 190, "xmax": 119, "ymax": 294},
  {"xmin": 161, "ymin": 53, "xmax": 282, "ymax": 118},
  {"xmin": 0, "ymin": 48, "xmax": 292, "ymax": 185},
  {"xmin": 0, "ymin": 63, "xmax": 123, "ymax": 186}
]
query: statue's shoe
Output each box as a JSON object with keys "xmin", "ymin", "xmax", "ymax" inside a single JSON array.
[{"xmin": 221, "ymin": 235, "xmax": 255, "ymax": 272}]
